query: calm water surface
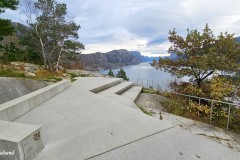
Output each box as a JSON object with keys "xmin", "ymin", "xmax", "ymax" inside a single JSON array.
[{"xmin": 100, "ymin": 62, "xmax": 188, "ymax": 90}]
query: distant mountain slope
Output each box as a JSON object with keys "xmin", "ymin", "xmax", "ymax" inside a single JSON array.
[
  {"xmin": 141, "ymin": 56, "xmax": 159, "ymax": 62},
  {"xmin": 79, "ymin": 49, "xmax": 142, "ymax": 70},
  {"xmin": 0, "ymin": 22, "xmax": 28, "ymax": 46},
  {"xmin": 235, "ymin": 36, "xmax": 240, "ymax": 42},
  {"xmin": 77, "ymin": 50, "xmax": 159, "ymax": 71}
]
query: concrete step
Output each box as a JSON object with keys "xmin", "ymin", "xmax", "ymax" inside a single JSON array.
[
  {"xmin": 99, "ymin": 94, "xmax": 141, "ymax": 111},
  {"xmin": 98, "ymin": 81, "xmax": 134, "ymax": 95},
  {"xmin": 89, "ymin": 78, "xmax": 123, "ymax": 93},
  {"xmin": 120, "ymin": 86, "xmax": 142, "ymax": 102}
]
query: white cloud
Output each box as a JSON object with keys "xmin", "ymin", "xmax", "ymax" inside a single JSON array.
[{"xmin": 1, "ymin": 0, "xmax": 240, "ymax": 56}]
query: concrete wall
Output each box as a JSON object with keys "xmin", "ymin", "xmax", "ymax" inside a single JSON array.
[
  {"xmin": 0, "ymin": 79, "xmax": 71, "ymax": 121},
  {"xmin": 0, "ymin": 78, "xmax": 52, "ymax": 105}
]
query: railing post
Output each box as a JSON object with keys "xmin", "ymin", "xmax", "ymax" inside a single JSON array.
[
  {"xmin": 210, "ymin": 100, "xmax": 214, "ymax": 125},
  {"xmin": 227, "ymin": 104, "xmax": 231, "ymax": 131},
  {"xmin": 188, "ymin": 97, "xmax": 191, "ymax": 104}
]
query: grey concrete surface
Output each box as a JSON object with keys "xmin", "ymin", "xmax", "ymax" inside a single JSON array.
[
  {"xmin": 0, "ymin": 77, "xmax": 51, "ymax": 104},
  {"xmin": 120, "ymin": 86, "xmax": 142, "ymax": 102},
  {"xmin": 3, "ymin": 77, "xmax": 239, "ymax": 160},
  {"xmin": 0, "ymin": 79, "xmax": 71, "ymax": 121},
  {"xmin": 88, "ymin": 127, "xmax": 240, "ymax": 160},
  {"xmin": 14, "ymin": 77, "xmax": 173, "ymax": 159},
  {"xmin": 100, "ymin": 94, "xmax": 141, "ymax": 111},
  {"xmin": 97, "ymin": 81, "xmax": 141, "ymax": 110}
]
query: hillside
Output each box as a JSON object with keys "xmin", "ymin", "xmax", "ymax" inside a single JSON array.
[
  {"xmin": 235, "ymin": 36, "xmax": 240, "ymax": 42},
  {"xmin": 78, "ymin": 49, "xmax": 142, "ymax": 70}
]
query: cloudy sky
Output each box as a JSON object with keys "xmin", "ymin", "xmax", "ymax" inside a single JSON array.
[{"xmin": 1, "ymin": 0, "xmax": 240, "ymax": 56}]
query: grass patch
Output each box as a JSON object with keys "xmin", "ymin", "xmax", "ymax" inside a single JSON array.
[
  {"xmin": 68, "ymin": 73, "xmax": 79, "ymax": 82},
  {"xmin": 67, "ymin": 72, "xmax": 91, "ymax": 82},
  {"xmin": 142, "ymin": 88, "xmax": 160, "ymax": 95},
  {"xmin": 0, "ymin": 69, "xmax": 25, "ymax": 77},
  {"xmin": 45, "ymin": 76, "xmax": 62, "ymax": 82},
  {"xmin": 137, "ymin": 105, "xmax": 152, "ymax": 116},
  {"xmin": 78, "ymin": 74, "xmax": 89, "ymax": 77},
  {"xmin": 34, "ymin": 70, "xmax": 64, "ymax": 82}
]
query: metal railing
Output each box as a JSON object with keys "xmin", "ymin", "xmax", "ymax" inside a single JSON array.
[
  {"xmin": 136, "ymin": 78, "xmax": 240, "ymax": 131},
  {"xmin": 137, "ymin": 78, "xmax": 164, "ymax": 91}
]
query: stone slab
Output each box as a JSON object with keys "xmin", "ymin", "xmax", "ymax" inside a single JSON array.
[{"xmin": 0, "ymin": 121, "xmax": 43, "ymax": 160}]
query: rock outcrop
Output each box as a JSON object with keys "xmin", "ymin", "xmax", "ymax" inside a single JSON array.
[{"xmin": 79, "ymin": 49, "xmax": 142, "ymax": 70}]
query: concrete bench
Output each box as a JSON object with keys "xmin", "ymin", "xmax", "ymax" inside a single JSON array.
[{"xmin": 0, "ymin": 121, "xmax": 43, "ymax": 160}]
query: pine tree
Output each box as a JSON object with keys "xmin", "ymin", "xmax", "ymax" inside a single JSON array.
[
  {"xmin": 0, "ymin": 0, "xmax": 19, "ymax": 40},
  {"xmin": 107, "ymin": 69, "xmax": 114, "ymax": 77},
  {"xmin": 116, "ymin": 68, "xmax": 129, "ymax": 81},
  {"xmin": 152, "ymin": 24, "xmax": 240, "ymax": 87}
]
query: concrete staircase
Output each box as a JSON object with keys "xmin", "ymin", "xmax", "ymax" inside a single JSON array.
[{"xmin": 97, "ymin": 80, "xmax": 142, "ymax": 110}]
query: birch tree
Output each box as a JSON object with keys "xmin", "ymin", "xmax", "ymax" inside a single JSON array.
[{"xmin": 21, "ymin": 0, "xmax": 84, "ymax": 70}]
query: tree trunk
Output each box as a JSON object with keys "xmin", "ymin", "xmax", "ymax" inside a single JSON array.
[
  {"xmin": 196, "ymin": 70, "xmax": 215, "ymax": 87},
  {"xmin": 196, "ymin": 79, "xmax": 202, "ymax": 88},
  {"xmin": 34, "ymin": 24, "xmax": 49, "ymax": 70},
  {"xmin": 56, "ymin": 48, "xmax": 63, "ymax": 72}
]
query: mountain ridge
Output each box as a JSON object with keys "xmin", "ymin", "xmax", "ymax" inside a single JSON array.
[{"xmin": 77, "ymin": 49, "xmax": 158, "ymax": 71}]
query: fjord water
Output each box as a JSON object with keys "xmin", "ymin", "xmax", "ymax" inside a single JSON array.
[{"xmin": 101, "ymin": 62, "xmax": 187, "ymax": 90}]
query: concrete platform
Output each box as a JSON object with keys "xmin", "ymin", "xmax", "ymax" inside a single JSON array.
[
  {"xmin": 13, "ymin": 78, "xmax": 173, "ymax": 159},
  {"xmin": 2, "ymin": 77, "xmax": 239, "ymax": 160}
]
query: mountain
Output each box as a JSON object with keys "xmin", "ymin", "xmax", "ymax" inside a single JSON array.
[
  {"xmin": 78, "ymin": 49, "xmax": 143, "ymax": 70},
  {"xmin": 0, "ymin": 22, "xmax": 28, "ymax": 46},
  {"xmin": 168, "ymin": 53, "xmax": 179, "ymax": 60},
  {"xmin": 235, "ymin": 36, "xmax": 240, "ymax": 42},
  {"xmin": 141, "ymin": 56, "xmax": 158, "ymax": 62},
  {"xmin": 130, "ymin": 51, "xmax": 159, "ymax": 62}
]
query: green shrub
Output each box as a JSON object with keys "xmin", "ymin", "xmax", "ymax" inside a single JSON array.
[
  {"xmin": 142, "ymin": 88, "xmax": 159, "ymax": 95},
  {"xmin": 0, "ymin": 69, "xmax": 25, "ymax": 77},
  {"xmin": 45, "ymin": 76, "xmax": 62, "ymax": 82}
]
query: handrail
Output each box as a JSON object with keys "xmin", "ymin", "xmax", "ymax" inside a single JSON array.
[
  {"xmin": 136, "ymin": 77, "xmax": 240, "ymax": 131},
  {"xmin": 137, "ymin": 78, "xmax": 164, "ymax": 91},
  {"xmin": 169, "ymin": 92, "xmax": 240, "ymax": 107},
  {"xmin": 136, "ymin": 78, "xmax": 240, "ymax": 107}
]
